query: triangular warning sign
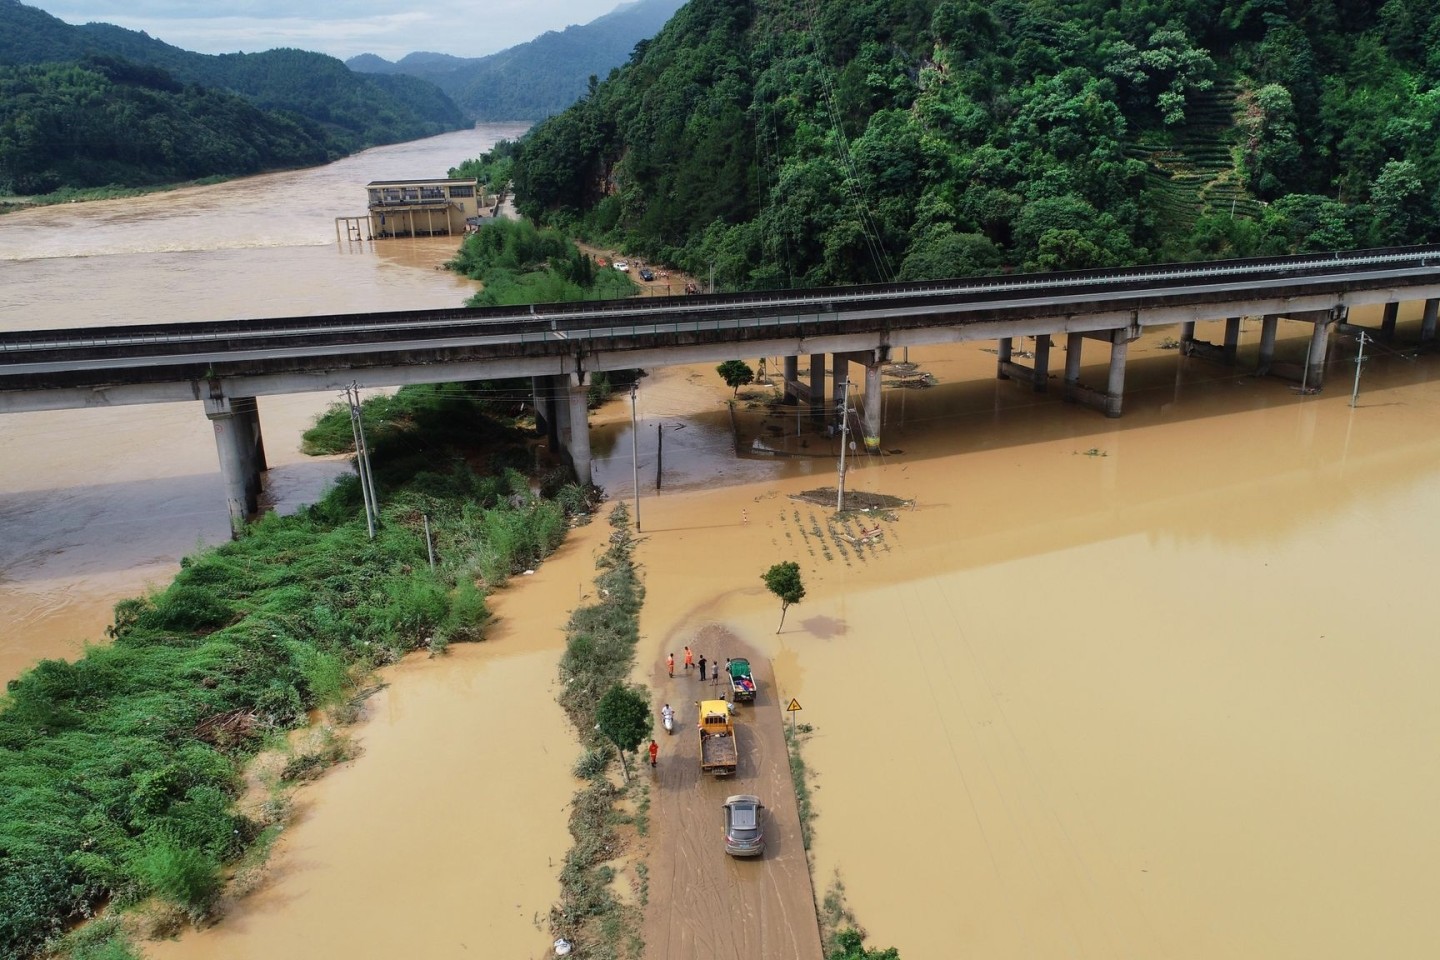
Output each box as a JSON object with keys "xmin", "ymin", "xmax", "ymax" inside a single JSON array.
[{"xmin": 786, "ymin": 698, "xmax": 802, "ymax": 712}]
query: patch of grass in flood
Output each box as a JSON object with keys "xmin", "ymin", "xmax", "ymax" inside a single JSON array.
[
  {"xmin": 0, "ymin": 396, "xmax": 595, "ymax": 960},
  {"xmin": 783, "ymin": 720, "xmax": 816, "ymax": 851},
  {"xmin": 551, "ymin": 504, "xmax": 648, "ymax": 959}
]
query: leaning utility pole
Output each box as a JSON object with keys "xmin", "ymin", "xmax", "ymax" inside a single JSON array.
[
  {"xmin": 630, "ymin": 383, "xmax": 641, "ymax": 532},
  {"xmin": 836, "ymin": 379, "xmax": 851, "ymax": 511},
  {"xmin": 1350, "ymin": 330, "xmax": 1369, "ymax": 408},
  {"xmin": 345, "ymin": 386, "xmax": 376, "ymax": 539}
]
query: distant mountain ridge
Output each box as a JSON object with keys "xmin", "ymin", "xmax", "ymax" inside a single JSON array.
[
  {"xmin": 347, "ymin": 0, "xmax": 686, "ymax": 121},
  {"xmin": 0, "ymin": 0, "xmax": 465, "ymax": 148}
]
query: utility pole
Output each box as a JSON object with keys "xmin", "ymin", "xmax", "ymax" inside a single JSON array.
[
  {"xmin": 423, "ymin": 513, "xmax": 436, "ymax": 573},
  {"xmin": 630, "ymin": 383, "xmax": 641, "ymax": 532},
  {"xmin": 352, "ymin": 382, "xmax": 380, "ymax": 536},
  {"xmin": 836, "ymin": 379, "xmax": 851, "ymax": 511},
  {"xmin": 346, "ymin": 385, "xmax": 376, "ymax": 539},
  {"xmin": 1350, "ymin": 330, "xmax": 1368, "ymax": 408}
]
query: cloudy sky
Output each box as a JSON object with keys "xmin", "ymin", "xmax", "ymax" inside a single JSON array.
[{"xmin": 38, "ymin": 0, "xmax": 621, "ymax": 61}]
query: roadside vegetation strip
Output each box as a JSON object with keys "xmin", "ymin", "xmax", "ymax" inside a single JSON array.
[
  {"xmin": 0, "ymin": 390, "xmax": 592, "ymax": 960},
  {"xmin": 784, "ymin": 723, "xmax": 901, "ymax": 960},
  {"xmin": 552, "ymin": 503, "xmax": 650, "ymax": 959}
]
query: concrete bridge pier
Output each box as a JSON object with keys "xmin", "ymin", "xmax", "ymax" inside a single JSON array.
[
  {"xmin": 1064, "ymin": 332, "xmax": 1083, "ymax": 389},
  {"xmin": 562, "ymin": 373, "xmax": 592, "ymax": 486},
  {"xmin": 204, "ymin": 395, "xmax": 265, "ymax": 538},
  {"xmin": 1063, "ymin": 327, "xmax": 1133, "ymax": 416},
  {"xmin": 782, "ymin": 356, "xmax": 799, "ymax": 404},
  {"xmin": 1306, "ymin": 311, "xmax": 1337, "ymax": 389},
  {"xmin": 1257, "ymin": 314, "xmax": 1279, "ymax": 375},
  {"xmin": 531, "ymin": 376, "xmax": 548, "ymax": 436},
  {"xmin": 1224, "ymin": 316, "xmax": 1242, "ymax": 364},
  {"xmin": 809, "ymin": 353, "xmax": 825, "ymax": 420},
  {"xmin": 1178, "ymin": 321, "xmax": 1196, "ymax": 356},
  {"xmin": 1382, "ymin": 301, "xmax": 1399, "ymax": 339},
  {"xmin": 998, "ymin": 335, "xmax": 1051, "ymax": 390},
  {"xmin": 1034, "ymin": 335, "xmax": 1051, "ymax": 393},
  {"xmin": 1422, "ymin": 298, "xmax": 1438, "ymax": 341},
  {"xmin": 862, "ymin": 359, "xmax": 883, "ymax": 451},
  {"xmin": 1105, "ymin": 328, "xmax": 1130, "ymax": 417}
]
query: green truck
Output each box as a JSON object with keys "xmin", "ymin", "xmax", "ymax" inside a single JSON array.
[{"xmin": 727, "ymin": 658, "xmax": 757, "ymax": 703}]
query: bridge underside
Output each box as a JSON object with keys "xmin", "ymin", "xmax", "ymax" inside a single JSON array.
[{"xmin": 4, "ymin": 259, "xmax": 1440, "ymax": 536}]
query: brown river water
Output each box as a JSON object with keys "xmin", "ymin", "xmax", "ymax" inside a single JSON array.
[{"xmin": 6, "ymin": 130, "xmax": 1440, "ymax": 958}]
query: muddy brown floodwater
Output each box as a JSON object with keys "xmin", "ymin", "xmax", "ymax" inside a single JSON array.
[
  {"xmin": 8, "ymin": 140, "xmax": 1440, "ymax": 958},
  {"xmin": 588, "ymin": 313, "xmax": 1440, "ymax": 960}
]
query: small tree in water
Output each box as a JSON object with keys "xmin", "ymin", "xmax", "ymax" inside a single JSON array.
[
  {"xmin": 595, "ymin": 683, "xmax": 652, "ymax": 780},
  {"xmin": 716, "ymin": 360, "xmax": 755, "ymax": 396},
  {"xmin": 761, "ymin": 561, "xmax": 805, "ymax": 633}
]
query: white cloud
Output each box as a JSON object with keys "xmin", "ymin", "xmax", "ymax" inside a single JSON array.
[{"xmin": 38, "ymin": 0, "xmax": 611, "ymax": 60}]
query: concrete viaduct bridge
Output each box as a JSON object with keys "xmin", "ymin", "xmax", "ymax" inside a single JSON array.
[{"xmin": 4, "ymin": 245, "xmax": 1440, "ymax": 535}]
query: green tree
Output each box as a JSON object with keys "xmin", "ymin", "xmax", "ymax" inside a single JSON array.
[
  {"xmin": 717, "ymin": 359, "xmax": 755, "ymax": 395},
  {"xmin": 828, "ymin": 927, "xmax": 900, "ymax": 960},
  {"xmin": 761, "ymin": 561, "xmax": 805, "ymax": 633},
  {"xmin": 595, "ymin": 683, "xmax": 652, "ymax": 779}
]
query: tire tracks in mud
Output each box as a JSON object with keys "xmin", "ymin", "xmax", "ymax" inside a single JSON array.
[{"xmin": 641, "ymin": 636, "xmax": 824, "ymax": 960}]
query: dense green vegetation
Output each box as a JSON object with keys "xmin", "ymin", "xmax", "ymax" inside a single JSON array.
[
  {"xmin": 0, "ymin": 57, "xmax": 334, "ymax": 194},
  {"xmin": 0, "ymin": 0, "xmax": 464, "ymax": 196},
  {"xmin": 346, "ymin": 0, "xmax": 686, "ymax": 122},
  {"xmin": 500, "ymin": 0, "xmax": 1440, "ymax": 287},
  {"xmin": 0, "ymin": 385, "xmax": 592, "ymax": 959},
  {"xmin": 447, "ymin": 216, "xmax": 637, "ymax": 305}
]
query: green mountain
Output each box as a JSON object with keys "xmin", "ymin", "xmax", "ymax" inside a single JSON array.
[
  {"xmin": 0, "ymin": 0, "xmax": 466, "ymax": 194},
  {"xmin": 506, "ymin": 0, "xmax": 1440, "ymax": 288},
  {"xmin": 346, "ymin": 0, "xmax": 687, "ymax": 121}
]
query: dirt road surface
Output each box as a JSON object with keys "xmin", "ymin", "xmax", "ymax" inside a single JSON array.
[{"xmin": 641, "ymin": 631, "xmax": 824, "ymax": 960}]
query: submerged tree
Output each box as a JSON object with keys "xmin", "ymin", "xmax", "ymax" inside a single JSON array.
[
  {"xmin": 717, "ymin": 359, "xmax": 755, "ymax": 396},
  {"xmin": 761, "ymin": 561, "xmax": 806, "ymax": 633}
]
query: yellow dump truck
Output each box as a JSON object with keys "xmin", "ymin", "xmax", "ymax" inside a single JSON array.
[{"xmin": 697, "ymin": 699, "xmax": 738, "ymax": 777}]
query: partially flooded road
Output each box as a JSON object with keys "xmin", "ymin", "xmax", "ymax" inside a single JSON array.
[
  {"xmin": 605, "ymin": 321, "xmax": 1440, "ymax": 960},
  {"xmin": 641, "ymin": 634, "xmax": 823, "ymax": 960}
]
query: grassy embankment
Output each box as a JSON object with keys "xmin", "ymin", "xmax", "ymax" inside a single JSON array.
[
  {"xmin": 549, "ymin": 503, "xmax": 651, "ymax": 959},
  {"xmin": 0, "ymin": 382, "xmax": 594, "ymax": 960}
]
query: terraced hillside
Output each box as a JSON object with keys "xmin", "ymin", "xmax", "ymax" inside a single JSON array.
[{"xmin": 1131, "ymin": 78, "xmax": 1263, "ymax": 242}]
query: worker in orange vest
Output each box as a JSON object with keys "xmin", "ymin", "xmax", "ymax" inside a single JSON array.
[{"xmin": 684, "ymin": 646, "xmax": 694, "ymax": 672}]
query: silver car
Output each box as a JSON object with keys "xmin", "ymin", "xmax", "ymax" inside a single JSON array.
[{"xmin": 723, "ymin": 794, "xmax": 765, "ymax": 857}]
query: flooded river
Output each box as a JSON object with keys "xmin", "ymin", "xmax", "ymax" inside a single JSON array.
[{"xmin": 5, "ymin": 132, "xmax": 1440, "ymax": 959}]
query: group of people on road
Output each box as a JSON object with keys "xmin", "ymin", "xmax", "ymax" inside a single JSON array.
[{"xmin": 668, "ymin": 645, "xmax": 715, "ymax": 680}]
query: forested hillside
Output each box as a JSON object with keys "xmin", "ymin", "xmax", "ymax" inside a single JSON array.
[
  {"xmin": 0, "ymin": 0, "xmax": 465, "ymax": 196},
  {"xmin": 347, "ymin": 0, "xmax": 686, "ymax": 121},
  {"xmin": 506, "ymin": 0, "xmax": 1440, "ymax": 288}
]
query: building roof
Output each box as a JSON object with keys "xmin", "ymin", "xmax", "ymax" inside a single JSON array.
[{"xmin": 366, "ymin": 178, "xmax": 478, "ymax": 187}]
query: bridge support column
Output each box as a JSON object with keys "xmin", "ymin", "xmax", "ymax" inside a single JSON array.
[
  {"xmin": 997, "ymin": 337, "xmax": 1013, "ymax": 379},
  {"xmin": 1382, "ymin": 301, "xmax": 1399, "ymax": 339},
  {"xmin": 1223, "ymin": 316, "xmax": 1241, "ymax": 364},
  {"xmin": 809, "ymin": 353, "xmax": 825, "ymax": 420},
  {"xmin": 1422, "ymin": 298, "xmax": 1438, "ymax": 341},
  {"xmin": 1033, "ymin": 335, "xmax": 1051, "ymax": 393},
  {"xmin": 1306, "ymin": 312, "xmax": 1337, "ymax": 390},
  {"xmin": 204, "ymin": 396, "xmax": 263, "ymax": 539},
  {"xmin": 782, "ymin": 356, "xmax": 798, "ymax": 404},
  {"xmin": 831, "ymin": 354, "xmax": 848, "ymax": 417},
  {"xmin": 566, "ymin": 373, "xmax": 592, "ymax": 487},
  {"xmin": 1105, "ymin": 328, "xmax": 1130, "ymax": 418},
  {"xmin": 863, "ymin": 361, "xmax": 882, "ymax": 452},
  {"xmin": 1063, "ymin": 333, "xmax": 1083, "ymax": 395},
  {"xmin": 531, "ymin": 377, "xmax": 548, "ymax": 436},
  {"xmin": 1257, "ymin": 314, "xmax": 1279, "ymax": 375},
  {"xmin": 1179, "ymin": 321, "xmax": 1196, "ymax": 356}
]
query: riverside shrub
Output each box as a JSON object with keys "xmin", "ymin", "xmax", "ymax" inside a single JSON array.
[{"xmin": 0, "ymin": 411, "xmax": 592, "ymax": 958}]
